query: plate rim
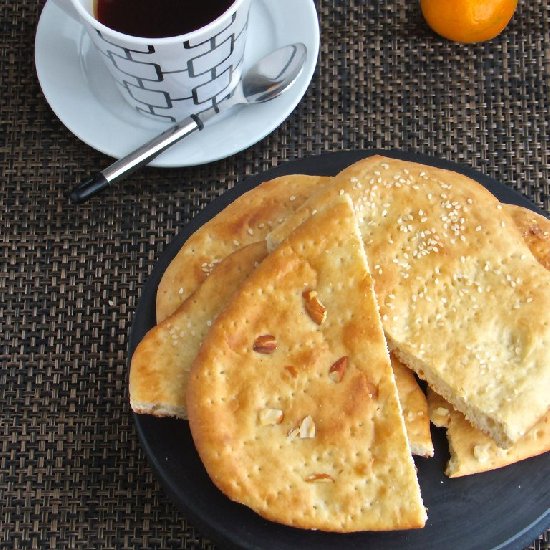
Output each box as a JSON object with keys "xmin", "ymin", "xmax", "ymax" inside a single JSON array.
[
  {"xmin": 34, "ymin": 0, "xmax": 320, "ymax": 167},
  {"xmin": 130, "ymin": 150, "xmax": 550, "ymax": 550}
]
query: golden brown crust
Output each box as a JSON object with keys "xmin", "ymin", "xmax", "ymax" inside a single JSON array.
[
  {"xmin": 427, "ymin": 389, "xmax": 550, "ymax": 477},
  {"xmin": 187, "ymin": 196, "xmax": 426, "ymax": 531},
  {"xmin": 269, "ymin": 156, "xmax": 550, "ymax": 447},
  {"xmin": 130, "ymin": 242, "xmax": 268, "ymax": 417},
  {"xmin": 503, "ymin": 204, "xmax": 550, "ymax": 270},
  {"xmin": 155, "ymin": 175, "xmax": 331, "ymax": 322}
]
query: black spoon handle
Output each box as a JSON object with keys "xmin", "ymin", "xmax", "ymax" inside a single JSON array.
[{"xmin": 68, "ymin": 114, "xmax": 203, "ymax": 204}]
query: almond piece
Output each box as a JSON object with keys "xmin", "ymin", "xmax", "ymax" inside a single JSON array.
[
  {"xmin": 258, "ymin": 408, "xmax": 283, "ymax": 426},
  {"xmin": 302, "ymin": 289, "xmax": 327, "ymax": 325},
  {"xmin": 329, "ymin": 356, "xmax": 348, "ymax": 383},
  {"xmin": 299, "ymin": 415, "xmax": 316, "ymax": 438},
  {"xmin": 305, "ymin": 473, "xmax": 334, "ymax": 483},
  {"xmin": 253, "ymin": 334, "xmax": 277, "ymax": 354}
]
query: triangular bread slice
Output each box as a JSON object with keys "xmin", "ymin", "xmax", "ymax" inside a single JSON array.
[
  {"xmin": 187, "ymin": 195, "xmax": 427, "ymax": 531},
  {"xmin": 428, "ymin": 388, "xmax": 550, "ymax": 477},
  {"xmin": 130, "ymin": 242, "xmax": 268, "ymax": 418},
  {"xmin": 156, "ymin": 175, "xmax": 331, "ymax": 322},
  {"xmin": 392, "ymin": 354, "xmax": 433, "ymax": 457},
  {"xmin": 268, "ymin": 156, "xmax": 550, "ymax": 448},
  {"xmin": 426, "ymin": 203, "xmax": 550, "ymax": 476}
]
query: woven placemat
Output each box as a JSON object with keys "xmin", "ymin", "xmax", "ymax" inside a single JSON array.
[{"xmin": 1, "ymin": 0, "xmax": 549, "ymax": 548}]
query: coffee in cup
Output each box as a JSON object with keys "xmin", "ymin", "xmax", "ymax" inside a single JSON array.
[{"xmin": 95, "ymin": 0, "xmax": 235, "ymax": 38}]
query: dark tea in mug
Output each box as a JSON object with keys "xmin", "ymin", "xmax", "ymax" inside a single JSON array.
[{"xmin": 94, "ymin": 0, "xmax": 235, "ymax": 38}]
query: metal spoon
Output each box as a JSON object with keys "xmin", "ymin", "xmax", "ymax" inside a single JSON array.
[{"xmin": 69, "ymin": 43, "xmax": 307, "ymax": 204}]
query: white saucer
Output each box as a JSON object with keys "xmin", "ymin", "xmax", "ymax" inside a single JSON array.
[{"xmin": 35, "ymin": 0, "xmax": 319, "ymax": 168}]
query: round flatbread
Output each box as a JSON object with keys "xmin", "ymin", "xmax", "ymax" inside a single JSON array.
[{"xmin": 187, "ymin": 196, "xmax": 426, "ymax": 532}]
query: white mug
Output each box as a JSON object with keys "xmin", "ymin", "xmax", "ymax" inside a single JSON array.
[{"xmin": 66, "ymin": 0, "xmax": 251, "ymax": 123}]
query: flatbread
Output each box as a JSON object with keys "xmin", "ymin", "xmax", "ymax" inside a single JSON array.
[
  {"xmin": 426, "ymin": 201, "xmax": 550, "ymax": 476},
  {"xmin": 392, "ymin": 355, "xmax": 433, "ymax": 457},
  {"xmin": 427, "ymin": 389, "xmax": 550, "ymax": 477},
  {"xmin": 268, "ymin": 156, "xmax": 550, "ymax": 447},
  {"xmin": 187, "ymin": 195, "xmax": 426, "ymax": 531},
  {"xmin": 130, "ymin": 242, "xmax": 268, "ymax": 418},
  {"xmin": 156, "ymin": 175, "xmax": 331, "ymax": 322}
]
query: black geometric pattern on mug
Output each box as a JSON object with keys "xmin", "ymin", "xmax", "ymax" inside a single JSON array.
[
  {"xmin": 122, "ymin": 53, "xmax": 243, "ymax": 123},
  {"xmin": 103, "ymin": 50, "xmax": 163, "ymax": 82},
  {"xmin": 95, "ymin": 10, "xmax": 248, "ymax": 122},
  {"xmin": 96, "ymin": 30, "xmax": 156, "ymax": 55}
]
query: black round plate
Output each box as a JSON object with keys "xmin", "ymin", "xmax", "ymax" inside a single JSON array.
[{"xmin": 130, "ymin": 151, "xmax": 550, "ymax": 550}]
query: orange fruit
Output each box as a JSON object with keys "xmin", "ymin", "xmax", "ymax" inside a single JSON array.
[{"xmin": 420, "ymin": 0, "xmax": 518, "ymax": 43}]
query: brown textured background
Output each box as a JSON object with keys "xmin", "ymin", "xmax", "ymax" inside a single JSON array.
[{"xmin": 0, "ymin": 0, "xmax": 549, "ymax": 548}]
